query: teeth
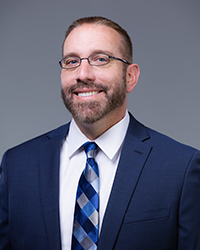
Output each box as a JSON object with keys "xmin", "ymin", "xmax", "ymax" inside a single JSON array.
[{"xmin": 78, "ymin": 91, "xmax": 98, "ymax": 97}]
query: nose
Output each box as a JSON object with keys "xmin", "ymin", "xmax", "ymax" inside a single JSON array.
[{"xmin": 76, "ymin": 59, "xmax": 95, "ymax": 83}]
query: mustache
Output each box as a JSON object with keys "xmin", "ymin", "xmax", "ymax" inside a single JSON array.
[{"xmin": 66, "ymin": 81, "xmax": 109, "ymax": 95}]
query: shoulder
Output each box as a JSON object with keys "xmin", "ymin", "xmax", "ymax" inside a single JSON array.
[
  {"xmin": 144, "ymin": 127, "xmax": 200, "ymax": 171},
  {"xmin": 2, "ymin": 123, "xmax": 70, "ymax": 160},
  {"xmin": 128, "ymin": 113, "xmax": 199, "ymax": 160},
  {"xmin": 146, "ymin": 126, "xmax": 197, "ymax": 155}
]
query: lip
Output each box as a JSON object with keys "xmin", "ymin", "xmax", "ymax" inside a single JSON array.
[
  {"xmin": 74, "ymin": 88, "xmax": 103, "ymax": 98},
  {"xmin": 77, "ymin": 91, "xmax": 99, "ymax": 97}
]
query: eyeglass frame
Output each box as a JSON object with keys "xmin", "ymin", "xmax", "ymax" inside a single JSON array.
[{"xmin": 59, "ymin": 53, "xmax": 131, "ymax": 69}]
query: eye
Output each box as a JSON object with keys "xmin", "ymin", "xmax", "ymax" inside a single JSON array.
[
  {"xmin": 63, "ymin": 57, "xmax": 80, "ymax": 68},
  {"xmin": 69, "ymin": 59, "xmax": 79, "ymax": 64},
  {"xmin": 97, "ymin": 57, "xmax": 106, "ymax": 62},
  {"xmin": 90, "ymin": 54, "xmax": 109, "ymax": 65}
]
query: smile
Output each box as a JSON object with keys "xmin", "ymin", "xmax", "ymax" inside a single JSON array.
[{"xmin": 76, "ymin": 91, "xmax": 101, "ymax": 97}]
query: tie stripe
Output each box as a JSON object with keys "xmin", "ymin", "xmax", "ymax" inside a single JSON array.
[{"xmin": 72, "ymin": 142, "xmax": 99, "ymax": 250}]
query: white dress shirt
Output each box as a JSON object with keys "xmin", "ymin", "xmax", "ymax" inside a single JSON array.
[{"xmin": 59, "ymin": 111, "xmax": 130, "ymax": 249}]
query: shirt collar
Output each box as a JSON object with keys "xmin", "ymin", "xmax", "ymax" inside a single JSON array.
[{"xmin": 67, "ymin": 111, "xmax": 130, "ymax": 160}]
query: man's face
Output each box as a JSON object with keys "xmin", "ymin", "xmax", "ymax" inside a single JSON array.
[{"xmin": 60, "ymin": 24, "xmax": 128, "ymax": 125}]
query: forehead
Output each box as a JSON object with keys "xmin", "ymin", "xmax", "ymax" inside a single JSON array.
[{"xmin": 63, "ymin": 24, "xmax": 123, "ymax": 56}]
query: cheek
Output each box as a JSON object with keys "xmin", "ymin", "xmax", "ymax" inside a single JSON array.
[
  {"xmin": 98, "ymin": 70, "xmax": 120, "ymax": 85},
  {"xmin": 60, "ymin": 71, "xmax": 65, "ymax": 86},
  {"xmin": 60, "ymin": 72, "xmax": 73, "ymax": 88}
]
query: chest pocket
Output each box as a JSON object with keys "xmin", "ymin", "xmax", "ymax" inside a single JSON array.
[{"xmin": 124, "ymin": 207, "xmax": 170, "ymax": 224}]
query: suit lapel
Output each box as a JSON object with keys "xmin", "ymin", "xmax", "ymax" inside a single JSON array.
[
  {"xmin": 39, "ymin": 124, "xmax": 69, "ymax": 250},
  {"xmin": 98, "ymin": 115, "xmax": 152, "ymax": 250}
]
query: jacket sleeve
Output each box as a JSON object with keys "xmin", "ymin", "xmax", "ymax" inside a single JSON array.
[
  {"xmin": 0, "ymin": 151, "xmax": 12, "ymax": 250},
  {"xmin": 178, "ymin": 150, "xmax": 200, "ymax": 250}
]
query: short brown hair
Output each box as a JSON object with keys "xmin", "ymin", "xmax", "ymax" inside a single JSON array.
[{"xmin": 63, "ymin": 16, "xmax": 133, "ymax": 63}]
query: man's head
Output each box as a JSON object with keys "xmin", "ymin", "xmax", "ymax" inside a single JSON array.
[
  {"xmin": 63, "ymin": 16, "xmax": 133, "ymax": 63},
  {"xmin": 60, "ymin": 16, "xmax": 140, "ymax": 136}
]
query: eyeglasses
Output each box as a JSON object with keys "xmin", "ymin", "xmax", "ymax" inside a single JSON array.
[{"xmin": 59, "ymin": 53, "xmax": 131, "ymax": 69}]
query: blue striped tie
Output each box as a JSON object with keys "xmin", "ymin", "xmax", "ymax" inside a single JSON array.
[{"xmin": 72, "ymin": 142, "xmax": 99, "ymax": 250}]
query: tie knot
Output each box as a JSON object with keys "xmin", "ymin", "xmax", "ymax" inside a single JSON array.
[{"xmin": 83, "ymin": 142, "xmax": 98, "ymax": 159}]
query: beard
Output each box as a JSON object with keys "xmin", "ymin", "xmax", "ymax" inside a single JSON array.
[{"xmin": 61, "ymin": 70, "xmax": 127, "ymax": 124}]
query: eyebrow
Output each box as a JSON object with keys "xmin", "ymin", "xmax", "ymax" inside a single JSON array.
[
  {"xmin": 63, "ymin": 52, "xmax": 79, "ymax": 59},
  {"xmin": 63, "ymin": 50, "xmax": 114, "ymax": 59}
]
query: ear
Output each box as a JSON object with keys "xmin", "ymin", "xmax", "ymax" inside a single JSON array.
[{"xmin": 126, "ymin": 63, "xmax": 140, "ymax": 93}]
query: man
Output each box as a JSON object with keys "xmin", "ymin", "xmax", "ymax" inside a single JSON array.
[{"xmin": 0, "ymin": 16, "xmax": 200, "ymax": 250}]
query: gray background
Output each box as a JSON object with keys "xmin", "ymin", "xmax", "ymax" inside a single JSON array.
[{"xmin": 0, "ymin": 0, "xmax": 200, "ymax": 160}]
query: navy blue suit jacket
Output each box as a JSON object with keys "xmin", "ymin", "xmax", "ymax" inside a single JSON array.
[{"xmin": 0, "ymin": 114, "xmax": 200, "ymax": 249}]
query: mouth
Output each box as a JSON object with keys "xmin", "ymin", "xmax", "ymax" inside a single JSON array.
[
  {"xmin": 76, "ymin": 91, "xmax": 102, "ymax": 97},
  {"xmin": 74, "ymin": 90, "xmax": 103, "ymax": 98}
]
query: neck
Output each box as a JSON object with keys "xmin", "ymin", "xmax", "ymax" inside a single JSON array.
[{"xmin": 74, "ymin": 108, "xmax": 126, "ymax": 140}]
